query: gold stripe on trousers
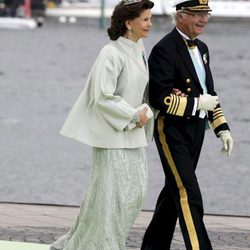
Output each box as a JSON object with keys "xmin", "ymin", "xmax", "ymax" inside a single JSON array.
[{"xmin": 157, "ymin": 116, "xmax": 200, "ymax": 250}]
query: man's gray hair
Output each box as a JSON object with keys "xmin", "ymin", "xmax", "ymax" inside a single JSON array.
[{"xmin": 173, "ymin": 10, "xmax": 188, "ymax": 24}]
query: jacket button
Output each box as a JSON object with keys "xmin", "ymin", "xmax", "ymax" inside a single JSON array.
[
  {"xmin": 186, "ymin": 78, "xmax": 191, "ymax": 83},
  {"xmin": 187, "ymin": 88, "xmax": 191, "ymax": 93}
]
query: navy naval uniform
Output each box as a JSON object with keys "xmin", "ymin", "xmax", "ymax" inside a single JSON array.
[{"xmin": 141, "ymin": 28, "xmax": 230, "ymax": 249}]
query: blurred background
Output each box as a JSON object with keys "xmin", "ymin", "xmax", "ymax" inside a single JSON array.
[{"xmin": 0, "ymin": 0, "xmax": 250, "ymax": 217}]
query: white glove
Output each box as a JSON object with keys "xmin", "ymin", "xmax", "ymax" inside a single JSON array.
[
  {"xmin": 198, "ymin": 94, "xmax": 219, "ymax": 111},
  {"xmin": 219, "ymin": 130, "xmax": 233, "ymax": 156}
]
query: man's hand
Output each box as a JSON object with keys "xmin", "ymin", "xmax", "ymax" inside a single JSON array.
[
  {"xmin": 198, "ymin": 94, "xmax": 219, "ymax": 111},
  {"xmin": 219, "ymin": 130, "xmax": 233, "ymax": 156}
]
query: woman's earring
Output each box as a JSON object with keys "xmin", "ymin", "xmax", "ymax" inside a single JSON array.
[{"xmin": 128, "ymin": 28, "xmax": 133, "ymax": 40}]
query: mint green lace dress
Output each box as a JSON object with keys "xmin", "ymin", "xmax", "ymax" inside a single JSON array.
[
  {"xmin": 50, "ymin": 147, "xmax": 147, "ymax": 250},
  {"xmin": 50, "ymin": 34, "xmax": 153, "ymax": 250}
]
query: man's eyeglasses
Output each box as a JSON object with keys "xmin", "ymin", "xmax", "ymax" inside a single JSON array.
[{"xmin": 183, "ymin": 11, "xmax": 211, "ymax": 19}]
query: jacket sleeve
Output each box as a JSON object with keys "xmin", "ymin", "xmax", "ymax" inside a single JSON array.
[
  {"xmin": 148, "ymin": 45, "xmax": 196, "ymax": 117},
  {"xmin": 94, "ymin": 46, "xmax": 138, "ymax": 131},
  {"xmin": 203, "ymin": 45, "xmax": 230, "ymax": 135},
  {"xmin": 208, "ymin": 106, "xmax": 230, "ymax": 135}
]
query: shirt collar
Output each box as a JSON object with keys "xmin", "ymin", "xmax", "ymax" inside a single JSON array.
[{"xmin": 176, "ymin": 27, "xmax": 197, "ymax": 41}]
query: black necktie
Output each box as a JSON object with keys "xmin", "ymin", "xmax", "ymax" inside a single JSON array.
[{"xmin": 186, "ymin": 39, "xmax": 197, "ymax": 48}]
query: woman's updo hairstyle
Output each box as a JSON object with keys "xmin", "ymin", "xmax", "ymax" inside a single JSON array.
[{"xmin": 107, "ymin": 0, "xmax": 154, "ymax": 41}]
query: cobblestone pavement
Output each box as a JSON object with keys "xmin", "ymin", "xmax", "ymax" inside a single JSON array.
[
  {"xmin": 0, "ymin": 203, "xmax": 249, "ymax": 249},
  {"xmin": 1, "ymin": 226, "xmax": 250, "ymax": 249}
]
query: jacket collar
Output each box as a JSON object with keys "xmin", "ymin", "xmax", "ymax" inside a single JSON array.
[
  {"xmin": 173, "ymin": 28, "xmax": 201, "ymax": 84},
  {"xmin": 117, "ymin": 36, "xmax": 148, "ymax": 73}
]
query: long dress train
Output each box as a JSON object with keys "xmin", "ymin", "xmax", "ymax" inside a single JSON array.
[{"xmin": 50, "ymin": 147, "xmax": 148, "ymax": 250}]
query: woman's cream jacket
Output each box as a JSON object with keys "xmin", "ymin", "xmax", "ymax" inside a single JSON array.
[{"xmin": 60, "ymin": 36, "xmax": 153, "ymax": 148}]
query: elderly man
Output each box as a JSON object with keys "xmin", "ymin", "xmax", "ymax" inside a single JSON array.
[{"xmin": 141, "ymin": 0, "xmax": 233, "ymax": 249}]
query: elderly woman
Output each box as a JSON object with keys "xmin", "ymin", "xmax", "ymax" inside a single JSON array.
[{"xmin": 49, "ymin": 1, "xmax": 154, "ymax": 250}]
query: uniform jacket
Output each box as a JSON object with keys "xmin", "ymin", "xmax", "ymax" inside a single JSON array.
[
  {"xmin": 60, "ymin": 36, "xmax": 153, "ymax": 148},
  {"xmin": 148, "ymin": 28, "xmax": 229, "ymax": 135}
]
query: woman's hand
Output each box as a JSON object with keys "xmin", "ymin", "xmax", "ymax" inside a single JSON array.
[{"xmin": 136, "ymin": 107, "xmax": 149, "ymax": 128}]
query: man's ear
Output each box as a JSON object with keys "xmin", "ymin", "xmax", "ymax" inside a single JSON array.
[{"xmin": 177, "ymin": 13, "xmax": 184, "ymax": 22}]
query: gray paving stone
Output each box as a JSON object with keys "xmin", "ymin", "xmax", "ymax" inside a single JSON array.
[
  {"xmin": 0, "ymin": 203, "xmax": 250, "ymax": 249},
  {"xmin": 0, "ymin": 225, "xmax": 250, "ymax": 249}
]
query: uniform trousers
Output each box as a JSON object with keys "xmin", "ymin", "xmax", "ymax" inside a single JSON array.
[{"xmin": 141, "ymin": 115, "xmax": 212, "ymax": 250}]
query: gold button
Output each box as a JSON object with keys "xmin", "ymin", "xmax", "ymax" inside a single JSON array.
[
  {"xmin": 187, "ymin": 88, "xmax": 191, "ymax": 92},
  {"xmin": 186, "ymin": 78, "xmax": 191, "ymax": 83}
]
